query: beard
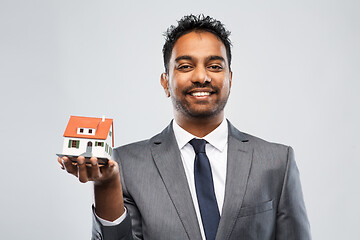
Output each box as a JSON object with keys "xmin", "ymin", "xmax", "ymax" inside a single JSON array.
[
  {"xmin": 170, "ymin": 82, "xmax": 230, "ymax": 119},
  {"xmin": 172, "ymin": 97, "xmax": 229, "ymax": 119}
]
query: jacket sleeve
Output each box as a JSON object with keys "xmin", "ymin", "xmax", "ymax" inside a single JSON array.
[
  {"xmin": 91, "ymin": 148, "xmax": 142, "ymax": 240},
  {"xmin": 92, "ymin": 206, "xmax": 134, "ymax": 240},
  {"xmin": 275, "ymin": 146, "xmax": 312, "ymax": 239}
]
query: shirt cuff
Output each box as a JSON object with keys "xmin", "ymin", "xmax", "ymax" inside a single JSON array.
[{"xmin": 94, "ymin": 207, "xmax": 127, "ymax": 226}]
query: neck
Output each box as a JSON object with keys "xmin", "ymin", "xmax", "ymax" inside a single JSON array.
[{"xmin": 174, "ymin": 112, "xmax": 224, "ymax": 138}]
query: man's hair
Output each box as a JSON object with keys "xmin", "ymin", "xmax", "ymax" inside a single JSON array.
[{"xmin": 162, "ymin": 14, "xmax": 232, "ymax": 74}]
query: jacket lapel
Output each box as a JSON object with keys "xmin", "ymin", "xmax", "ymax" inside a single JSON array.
[
  {"xmin": 150, "ymin": 122, "xmax": 202, "ymax": 240},
  {"xmin": 216, "ymin": 121, "xmax": 253, "ymax": 240}
]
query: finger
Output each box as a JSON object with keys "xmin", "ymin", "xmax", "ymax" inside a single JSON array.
[
  {"xmin": 77, "ymin": 156, "xmax": 88, "ymax": 183},
  {"xmin": 58, "ymin": 157, "xmax": 65, "ymax": 170},
  {"xmin": 62, "ymin": 157, "xmax": 78, "ymax": 176},
  {"xmin": 89, "ymin": 157, "xmax": 101, "ymax": 181},
  {"xmin": 102, "ymin": 159, "xmax": 116, "ymax": 174},
  {"xmin": 101, "ymin": 159, "xmax": 119, "ymax": 178},
  {"xmin": 107, "ymin": 159, "xmax": 117, "ymax": 168}
]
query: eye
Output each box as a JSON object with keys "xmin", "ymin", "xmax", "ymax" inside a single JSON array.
[
  {"xmin": 177, "ymin": 64, "xmax": 193, "ymax": 72},
  {"xmin": 208, "ymin": 64, "xmax": 223, "ymax": 71}
]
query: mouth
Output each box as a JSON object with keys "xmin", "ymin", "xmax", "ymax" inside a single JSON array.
[
  {"xmin": 187, "ymin": 88, "xmax": 216, "ymax": 98},
  {"xmin": 190, "ymin": 91, "xmax": 211, "ymax": 97}
]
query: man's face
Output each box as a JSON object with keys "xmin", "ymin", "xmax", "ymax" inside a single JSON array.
[{"xmin": 161, "ymin": 31, "xmax": 232, "ymax": 120}]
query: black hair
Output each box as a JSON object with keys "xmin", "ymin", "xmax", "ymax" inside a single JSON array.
[{"xmin": 162, "ymin": 14, "xmax": 232, "ymax": 74}]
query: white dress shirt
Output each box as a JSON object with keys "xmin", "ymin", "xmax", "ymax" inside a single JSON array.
[
  {"xmin": 96, "ymin": 119, "xmax": 229, "ymax": 240},
  {"xmin": 172, "ymin": 119, "xmax": 228, "ymax": 240}
]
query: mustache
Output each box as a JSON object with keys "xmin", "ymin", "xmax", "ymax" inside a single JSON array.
[{"xmin": 182, "ymin": 82, "xmax": 219, "ymax": 94}]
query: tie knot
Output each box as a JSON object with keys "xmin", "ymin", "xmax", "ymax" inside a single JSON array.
[{"xmin": 189, "ymin": 138, "xmax": 207, "ymax": 154}]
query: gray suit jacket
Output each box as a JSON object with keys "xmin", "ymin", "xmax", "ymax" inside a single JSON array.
[{"xmin": 92, "ymin": 121, "xmax": 311, "ymax": 240}]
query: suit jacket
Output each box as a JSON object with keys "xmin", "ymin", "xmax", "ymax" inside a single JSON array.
[{"xmin": 92, "ymin": 120, "xmax": 311, "ymax": 240}]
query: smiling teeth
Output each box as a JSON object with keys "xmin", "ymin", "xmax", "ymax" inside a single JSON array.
[{"xmin": 191, "ymin": 92, "xmax": 210, "ymax": 96}]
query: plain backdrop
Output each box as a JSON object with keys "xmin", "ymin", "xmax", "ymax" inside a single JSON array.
[{"xmin": 1, "ymin": 0, "xmax": 359, "ymax": 239}]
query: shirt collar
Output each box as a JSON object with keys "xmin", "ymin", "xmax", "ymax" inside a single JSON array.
[{"xmin": 172, "ymin": 118, "xmax": 228, "ymax": 152}]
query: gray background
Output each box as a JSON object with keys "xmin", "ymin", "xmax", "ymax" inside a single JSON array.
[{"xmin": 1, "ymin": 0, "xmax": 359, "ymax": 239}]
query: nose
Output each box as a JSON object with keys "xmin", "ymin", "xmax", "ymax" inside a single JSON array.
[{"xmin": 192, "ymin": 66, "xmax": 211, "ymax": 84}]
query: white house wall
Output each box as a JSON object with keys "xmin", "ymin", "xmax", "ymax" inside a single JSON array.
[
  {"xmin": 92, "ymin": 133, "xmax": 113, "ymax": 158},
  {"xmin": 62, "ymin": 135, "xmax": 113, "ymax": 159},
  {"xmin": 62, "ymin": 137, "xmax": 86, "ymax": 156},
  {"xmin": 105, "ymin": 133, "xmax": 113, "ymax": 157}
]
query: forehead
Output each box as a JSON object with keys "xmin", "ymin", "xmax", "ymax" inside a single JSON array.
[{"xmin": 170, "ymin": 31, "xmax": 227, "ymax": 62}]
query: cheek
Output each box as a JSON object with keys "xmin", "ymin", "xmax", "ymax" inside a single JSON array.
[
  {"xmin": 169, "ymin": 81, "xmax": 182, "ymax": 97},
  {"xmin": 224, "ymin": 80, "xmax": 231, "ymax": 90},
  {"xmin": 216, "ymin": 76, "xmax": 231, "ymax": 90},
  {"xmin": 169, "ymin": 76, "xmax": 187, "ymax": 93},
  {"xmin": 169, "ymin": 80, "xmax": 178, "ymax": 91},
  {"xmin": 220, "ymin": 73, "xmax": 232, "ymax": 91},
  {"xmin": 219, "ymin": 80, "xmax": 231, "ymax": 96}
]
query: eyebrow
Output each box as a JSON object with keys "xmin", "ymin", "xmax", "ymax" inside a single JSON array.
[
  {"xmin": 208, "ymin": 55, "xmax": 225, "ymax": 62},
  {"xmin": 175, "ymin": 55, "xmax": 192, "ymax": 62},
  {"xmin": 175, "ymin": 55, "xmax": 225, "ymax": 63}
]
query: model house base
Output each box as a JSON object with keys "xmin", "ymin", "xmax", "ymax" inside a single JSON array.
[{"xmin": 56, "ymin": 154, "xmax": 109, "ymax": 166}]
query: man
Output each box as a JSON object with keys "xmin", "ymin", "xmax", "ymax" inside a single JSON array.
[{"xmin": 59, "ymin": 15, "xmax": 311, "ymax": 240}]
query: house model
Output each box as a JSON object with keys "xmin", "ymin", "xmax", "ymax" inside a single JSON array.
[{"xmin": 57, "ymin": 115, "xmax": 114, "ymax": 165}]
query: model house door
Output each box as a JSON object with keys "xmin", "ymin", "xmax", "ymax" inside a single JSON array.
[{"xmin": 86, "ymin": 141, "xmax": 93, "ymax": 155}]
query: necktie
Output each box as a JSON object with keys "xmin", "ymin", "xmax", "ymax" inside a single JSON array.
[{"xmin": 189, "ymin": 138, "xmax": 220, "ymax": 240}]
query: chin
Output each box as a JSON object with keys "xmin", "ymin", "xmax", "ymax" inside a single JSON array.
[
  {"xmin": 172, "ymin": 98, "xmax": 228, "ymax": 120},
  {"xmin": 184, "ymin": 108, "xmax": 222, "ymax": 119}
]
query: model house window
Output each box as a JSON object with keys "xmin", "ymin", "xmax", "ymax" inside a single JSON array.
[
  {"xmin": 68, "ymin": 140, "xmax": 79, "ymax": 149},
  {"xmin": 105, "ymin": 143, "xmax": 108, "ymax": 153},
  {"xmin": 77, "ymin": 128, "xmax": 95, "ymax": 135},
  {"xmin": 109, "ymin": 147, "xmax": 112, "ymax": 156},
  {"xmin": 109, "ymin": 131, "xmax": 112, "ymax": 137},
  {"xmin": 95, "ymin": 141, "xmax": 104, "ymax": 147}
]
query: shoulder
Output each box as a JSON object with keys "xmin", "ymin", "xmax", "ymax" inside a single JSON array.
[
  {"xmin": 228, "ymin": 120, "xmax": 292, "ymax": 160},
  {"xmin": 246, "ymin": 132, "xmax": 290, "ymax": 154},
  {"xmin": 112, "ymin": 124, "xmax": 170, "ymax": 160},
  {"xmin": 113, "ymin": 137, "xmax": 155, "ymax": 159}
]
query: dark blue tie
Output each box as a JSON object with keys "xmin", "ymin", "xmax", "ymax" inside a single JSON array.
[{"xmin": 189, "ymin": 138, "xmax": 220, "ymax": 240}]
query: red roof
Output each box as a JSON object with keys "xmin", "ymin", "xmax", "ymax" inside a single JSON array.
[{"xmin": 63, "ymin": 116, "xmax": 114, "ymax": 146}]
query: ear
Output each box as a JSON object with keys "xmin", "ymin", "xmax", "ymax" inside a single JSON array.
[
  {"xmin": 160, "ymin": 73, "xmax": 170, "ymax": 97},
  {"xmin": 229, "ymin": 71, "xmax": 233, "ymax": 89}
]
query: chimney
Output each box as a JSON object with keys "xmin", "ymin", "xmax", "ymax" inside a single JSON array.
[{"xmin": 102, "ymin": 115, "xmax": 105, "ymax": 122}]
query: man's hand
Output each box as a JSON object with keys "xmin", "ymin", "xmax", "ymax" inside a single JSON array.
[
  {"xmin": 58, "ymin": 156, "xmax": 119, "ymax": 185},
  {"xmin": 58, "ymin": 156, "xmax": 125, "ymax": 221}
]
